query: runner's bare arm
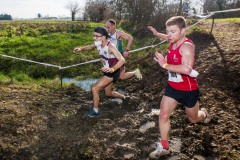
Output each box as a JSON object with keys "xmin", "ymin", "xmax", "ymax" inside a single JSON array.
[
  {"xmin": 147, "ymin": 26, "xmax": 169, "ymax": 41},
  {"xmin": 73, "ymin": 44, "xmax": 96, "ymax": 53},
  {"xmin": 117, "ymin": 31, "xmax": 133, "ymax": 51}
]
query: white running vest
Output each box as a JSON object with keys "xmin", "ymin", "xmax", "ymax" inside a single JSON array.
[
  {"xmin": 96, "ymin": 42, "xmax": 118, "ymax": 68},
  {"xmin": 109, "ymin": 31, "xmax": 118, "ymax": 47}
]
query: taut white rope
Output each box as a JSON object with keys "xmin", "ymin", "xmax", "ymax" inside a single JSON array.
[
  {"xmin": 60, "ymin": 58, "xmax": 101, "ymax": 69},
  {"xmin": 0, "ymin": 54, "xmax": 61, "ymax": 69},
  {"xmin": 210, "ymin": 8, "xmax": 240, "ymax": 14},
  {"xmin": 187, "ymin": 13, "xmax": 213, "ymax": 29}
]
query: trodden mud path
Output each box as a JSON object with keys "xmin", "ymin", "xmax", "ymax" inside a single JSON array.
[{"xmin": 0, "ymin": 21, "xmax": 239, "ymax": 159}]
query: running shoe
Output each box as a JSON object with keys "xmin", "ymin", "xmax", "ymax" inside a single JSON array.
[
  {"xmin": 135, "ymin": 68, "xmax": 142, "ymax": 80},
  {"xmin": 123, "ymin": 96, "xmax": 131, "ymax": 103},
  {"xmin": 149, "ymin": 142, "xmax": 170, "ymax": 159},
  {"xmin": 87, "ymin": 108, "xmax": 101, "ymax": 117},
  {"xmin": 201, "ymin": 108, "xmax": 211, "ymax": 123}
]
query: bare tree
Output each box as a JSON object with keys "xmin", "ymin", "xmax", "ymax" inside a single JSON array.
[
  {"xmin": 177, "ymin": 0, "xmax": 183, "ymax": 15},
  {"xmin": 84, "ymin": 0, "xmax": 109, "ymax": 22},
  {"xmin": 37, "ymin": 13, "xmax": 41, "ymax": 18},
  {"xmin": 66, "ymin": 1, "xmax": 81, "ymax": 21}
]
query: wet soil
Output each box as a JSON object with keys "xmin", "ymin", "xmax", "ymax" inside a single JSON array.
[{"xmin": 0, "ymin": 21, "xmax": 239, "ymax": 160}]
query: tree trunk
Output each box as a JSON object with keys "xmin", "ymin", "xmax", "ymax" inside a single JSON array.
[
  {"xmin": 72, "ymin": 12, "xmax": 75, "ymax": 21},
  {"xmin": 177, "ymin": 0, "xmax": 183, "ymax": 15}
]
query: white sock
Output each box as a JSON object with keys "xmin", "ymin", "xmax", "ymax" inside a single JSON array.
[
  {"xmin": 134, "ymin": 69, "xmax": 137, "ymax": 75},
  {"xmin": 93, "ymin": 108, "xmax": 99, "ymax": 113}
]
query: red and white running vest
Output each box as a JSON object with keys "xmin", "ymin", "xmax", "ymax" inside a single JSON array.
[{"xmin": 167, "ymin": 39, "xmax": 199, "ymax": 91}]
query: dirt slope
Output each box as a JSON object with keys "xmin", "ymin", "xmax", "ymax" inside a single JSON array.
[{"xmin": 0, "ymin": 21, "xmax": 239, "ymax": 160}]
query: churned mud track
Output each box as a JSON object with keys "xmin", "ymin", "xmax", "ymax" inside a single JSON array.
[{"xmin": 0, "ymin": 21, "xmax": 239, "ymax": 159}]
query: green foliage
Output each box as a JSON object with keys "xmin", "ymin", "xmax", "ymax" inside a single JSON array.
[
  {"xmin": 25, "ymin": 28, "xmax": 39, "ymax": 37},
  {"xmin": 5, "ymin": 25, "xmax": 14, "ymax": 37},
  {"xmin": 0, "ymin": 21, "xmax": 104, "ymax": 84},
  {"xmin": 206, "ymin": 17, "xmax": 240, "ymax": 23},
  {"xmin": 9, "ymin": 70, "xmax": 32, "ymax": 83},
  {"xmin": 0, "ymin": 13, "xmax": 12, "ymax": 20},
  {"xmin": 0, "ymin": 72, "xmax": 11, "ymax": 83},
  {"xmin": 118, "ymin": 20, "xmax": 134, "ymax": 32},
  {"xmin": 186, "ymin": 25, "xmax": 206, "ymax": 34}
]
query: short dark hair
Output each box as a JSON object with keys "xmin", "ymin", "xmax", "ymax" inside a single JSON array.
[
  {"xmin": 166, "ymin": 16, "xmax": 186, "ymax": 29},
  {"xmin": 94, "ymin": 26, "xmax": 111, "ymax": 38},
  {"xmin": 107, "ymin": 19, "xmax": 116, "ymax": 25}
]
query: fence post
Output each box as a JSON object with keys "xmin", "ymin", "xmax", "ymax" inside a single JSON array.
[
  {"xmin": 210, "ymin": 14, "xmax": 215, "ymax": 35},
  {"xmin": 59, "ymin": 69, "xmax": 63, "ymax": 88}
]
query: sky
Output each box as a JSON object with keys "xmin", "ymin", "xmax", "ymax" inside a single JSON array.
[
  {"xmin": 0, "ymin": 0, "xmax": 203, "ymax": 19},
  {"xmin": 0, "ymin": 0, "xmax": 86, "ymax": 19}
]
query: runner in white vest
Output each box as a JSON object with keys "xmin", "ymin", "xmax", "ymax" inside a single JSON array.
[{"xmin": 73, "ymin": 27, "xmax": 129, "ymax": 117}]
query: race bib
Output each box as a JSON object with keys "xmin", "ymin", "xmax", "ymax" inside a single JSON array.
[
  {"xmin": 101, "ymin": 58, "xmax": 109, "ymax": 67},
  {"xmin": 168, "ymin": 70, "xmax": 183, "ymax": 82}
]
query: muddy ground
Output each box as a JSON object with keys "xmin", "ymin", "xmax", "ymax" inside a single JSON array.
[{"xmin": 0, "ymin": 21, "xmax": 239, "ymax": 160}]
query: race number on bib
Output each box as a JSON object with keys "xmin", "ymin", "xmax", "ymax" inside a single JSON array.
[
  {"xmin": 168, "ymin": 71, "xmax": 183, "ymax": 82},
  {"xmin": 101, "ymin": 58, "xmax": 109, "ymax": 67}
]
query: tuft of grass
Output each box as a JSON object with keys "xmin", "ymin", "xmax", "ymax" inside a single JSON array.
[
  {"xmin": 9, "ymin": 70, "xmax": 32, "ymax": 84},
  {"xmin": 0, "ymin": 72, "xmax": 11, "ymax": 83}
]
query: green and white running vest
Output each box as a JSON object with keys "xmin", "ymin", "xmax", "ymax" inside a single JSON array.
[{"xmin": 109, "ymin": 30, "xmax": 123, "ymax": 54}]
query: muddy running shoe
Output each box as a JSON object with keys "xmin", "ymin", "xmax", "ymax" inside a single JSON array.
[
  {"xmin": 123, "ymin": 96, "xmax": 131, "ymax": 103},
  {"xmin": 134, "ymin": 68, "xmax": 142, "ymax": 80},
  {"xmin": 87, "ymin": 108, "xmax": 101, "ymax": 117},
  {"xmin": 139, "ymin": 121, "xmax": 156, "ymax": 133},
  {"xmin": 201, "ymin": 108, "xmax": 211, "ymax": 123},
  {"xmin": 149, "ymin": 142, "xmax": 170, "ymax": 159}
]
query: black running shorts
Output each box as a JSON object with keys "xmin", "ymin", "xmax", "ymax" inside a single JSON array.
[
  {"xmin": 103, "ymin": 68, "xmax": 120, "ymax": 83},
  {"xmin": 164, "ymin": 84, "xmax": 200, "ymax": 108}
]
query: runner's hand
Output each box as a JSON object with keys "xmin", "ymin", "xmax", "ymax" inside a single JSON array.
[
  {"xmin": 123, "ymin": 51, "xmax": 129, "ymax": 57},
  {"xmin": 101, "ymin": 66, "xmax": 113, "ymax": 73},
  {"xmin": 73, "ymin": 47, "xmax": 82, "ymax": 53},
  {"xmin": 154, "ymin": 52, "xmax": 166, "ymax": 67},
  {"xmin": 147, "ymin": 26, "xmax": 158, "ymax": 35}
]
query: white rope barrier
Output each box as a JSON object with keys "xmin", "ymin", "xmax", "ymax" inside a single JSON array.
[
  {"xmin": 60, "ymin": 58, "xmax": 101, "ymax": 69},
  {"xmin": 186, "ymin": 8, "xmax": 240, "ymax": 19},
  {"xmin": 1, "ymin": 8, "xmax": 239, "ymax": 70},
  {"xmin": 187, "ymin": 13, "xmax": 213, "ymax": 29},
  {"xmin": 210, "ymin": 8, "xmax": 240, "ymax": 14},
  {"xmin": 0, "ymin": 54, "xmax": 61, "ymax": 69}
]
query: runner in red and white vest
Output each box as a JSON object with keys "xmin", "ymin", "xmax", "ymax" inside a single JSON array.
[
  {"xmin": 167, "ymin": 39, "xmax": 199, "ymax": 91},
  {"xmin": 148, "ymin": 16, "xmax": 211, "ymax": 158}
]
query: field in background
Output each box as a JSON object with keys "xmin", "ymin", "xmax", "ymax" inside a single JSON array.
[{"xmin": 0, "ymin": 20, "xmax": 160, "ymax": 86}]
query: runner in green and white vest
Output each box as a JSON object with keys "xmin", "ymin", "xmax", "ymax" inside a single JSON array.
[{"xmin": 106, "ymin": 19, "xmax": 142, "ymax": 80}]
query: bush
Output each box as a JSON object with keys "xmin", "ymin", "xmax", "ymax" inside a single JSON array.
[
  {"xmin": 9, "ymin": 70, "xmax": 32, "ymax": 83},
  {"xmin": 118, "ymin": 20, "xmax": 134, "ymax": 32},
  {"xmin": 25, "ymin": 28, "xmax": 39, "ymax": 37}
]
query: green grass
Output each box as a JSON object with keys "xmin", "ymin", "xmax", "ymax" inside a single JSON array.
[
  {"xmin": 206, "ymin": 17, "xmax": 240, "ymax": 23},
  {"xmin": 0, "ymin": 72, "xmax": 11, "ymax": 83},
  {"xmin": 0, "ymin": 19, "xmax": 169, "ymax": 86}
]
